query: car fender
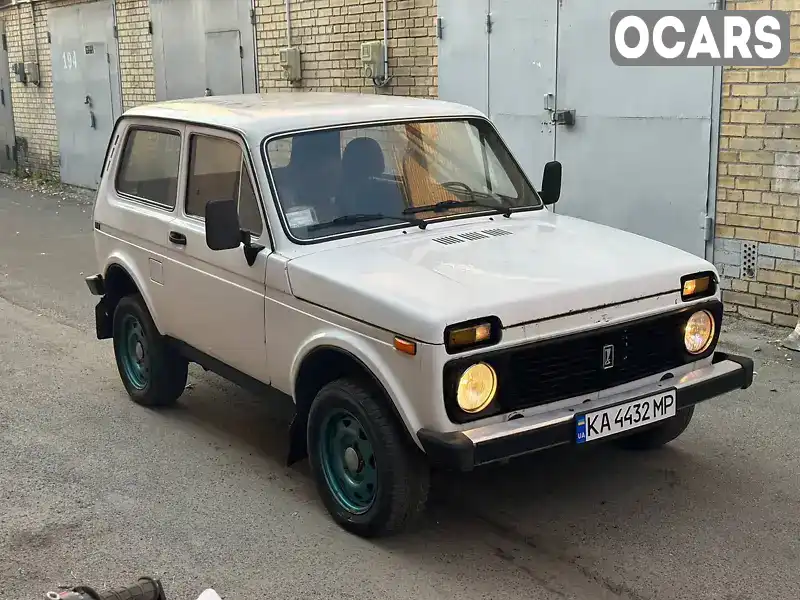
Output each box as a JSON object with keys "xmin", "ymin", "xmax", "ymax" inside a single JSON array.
[
  {"xmin": 290, "ymin": 328, "xmax": 424, "ymax": 448},
  {"xmin": 103, "ymin": 251, "xmax": 164, "ymax": 334}
]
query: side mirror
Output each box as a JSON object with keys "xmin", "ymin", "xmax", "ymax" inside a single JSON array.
[
  {"xmin": 205, "ymin": 199, "xmax": 243, "ymax": 251},
  {"xmin": 540, "ymin": 160, "xmax": 562, "ymax": 205}
]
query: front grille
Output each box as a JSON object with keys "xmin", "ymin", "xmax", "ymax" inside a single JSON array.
[{"xmin": 443, "ymin": 302, "xmax": 723, "ymax": 422}]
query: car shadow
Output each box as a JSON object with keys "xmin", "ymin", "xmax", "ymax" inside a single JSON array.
[{"xmin": 155, "ymin": 367, "xmax": 767, "ymax": 598}]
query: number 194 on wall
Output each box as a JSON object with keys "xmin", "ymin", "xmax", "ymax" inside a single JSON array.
[{"xmin": 576, "ymin": 390, "xmax": 677, "ymax": 444}]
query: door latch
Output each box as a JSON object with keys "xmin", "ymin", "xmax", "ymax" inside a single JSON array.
[
  {"xmin": 552, "ymin": 109, "xmax": 576, "ymax": 127},
  {"xmin": 544, "ymin": 93, "xmax": 576, "ymax": 127}
]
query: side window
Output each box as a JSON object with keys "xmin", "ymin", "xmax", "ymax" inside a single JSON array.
[
  {"xmin": 116, "ymin": 128, "xmax": 181, "ymax": 208},
  {"xmin": 186, "ymin": 134, "xmax": 263, "ymax": 235}
]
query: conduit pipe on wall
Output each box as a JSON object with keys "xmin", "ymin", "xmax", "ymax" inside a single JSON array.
[
  {"xmin": 381, "ymin": 0, "xmax": 389, "ymax": 83},
  {"xmin": 27, "ymin": 0, "xmax": 39, "ymax": 80},
  {"xmin": 371, "ymin": 0, "xmax": 391, "ymax": 88},
  {"xmin": 285, "ymin": 0, "xmax": 291, "ymax": 47}
]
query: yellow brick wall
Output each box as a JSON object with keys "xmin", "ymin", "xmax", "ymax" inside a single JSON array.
[
  {"xmin": 714, "ymin": 0, "xmax": 800, "ymax": 326},
  {"xmin": 116, "ymin": 0, "xmax": 155, "ymax": 110},
  {"xmin": 0, "ymin": 0, "xmax": 152, "ymax": 176},
  {"xmin": 253, "ymin": 0, "xmax": 438, "ymax": 97}
]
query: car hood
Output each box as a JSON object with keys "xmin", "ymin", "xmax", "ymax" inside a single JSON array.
[{"xmin": 284, "ymin": 211, "xmax": 714, "ymax": 344}]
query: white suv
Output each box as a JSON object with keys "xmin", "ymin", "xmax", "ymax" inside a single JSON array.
[{"xmin": 85, "ymin": 93, "xmax": 753, "ymax": 537}]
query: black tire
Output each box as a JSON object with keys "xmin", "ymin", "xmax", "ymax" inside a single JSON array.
[
  {"xmin": 615, "ymin": 406, "xmax": 695, "ymax": 451},
  {"xmin": 112, "ymin": 294, "xmax": 188, "ymax": 407},
  {"xmin": 307, "ymin": 377, "xmax": 430, "ymax": 538}
]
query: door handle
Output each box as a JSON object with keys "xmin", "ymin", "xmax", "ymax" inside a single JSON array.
[{"xmin": 168, "ymin": 231, "xmax": 187, "ymax": 245}]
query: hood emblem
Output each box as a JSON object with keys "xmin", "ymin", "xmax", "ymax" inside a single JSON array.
[{"xmin": 602, "ymin": 344, "xmax": 615, "ymax": 370}]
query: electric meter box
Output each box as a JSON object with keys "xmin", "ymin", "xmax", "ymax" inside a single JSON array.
[
  {"xmin": 278, "ymin": 47, "xmax": 301, "ymax": 82},
  {"xmin": 360, "ymin": 40, "xmax": 385, "ymax": 80}
]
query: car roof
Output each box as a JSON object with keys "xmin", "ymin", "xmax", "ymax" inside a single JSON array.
[{"xmin": 122, "ymin": 92, "xmax": 486, "ymax": 138}]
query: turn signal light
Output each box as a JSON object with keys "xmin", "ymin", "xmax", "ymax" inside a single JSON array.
[
  {"xmin": 444, "ymin": 317, "xmax": 502, "ymax": 354},
  {"xmin": 449, "ymin": 323, "xmax": 492, "ymax": 348},
  {"xmin": 393, "ymin": 336, "xmax": 417, "ymax": 356},
  {"xmin": 681, "ymin": 272, "xmax": 716, "ymax": 301}
]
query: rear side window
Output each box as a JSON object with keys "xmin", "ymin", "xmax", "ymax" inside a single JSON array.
[
  {"xmin": 116, "ymin": 127, "xmax": 181, "ymax": 208},
  {"xmin": 185, "ymin": 134, "xmax": 263, "ymax": 235}
]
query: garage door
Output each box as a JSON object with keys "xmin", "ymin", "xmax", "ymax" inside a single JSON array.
[
  {"xmin": 150, "ymin": 0, "xmax": 256, "ymax": 100},
  {"xmin": 438, "ymin": 0, "xmax": 720, "ymax": 258}
]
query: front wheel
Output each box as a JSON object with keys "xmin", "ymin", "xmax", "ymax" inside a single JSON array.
[
  {"xmin": 615, "ymin": 406, "xmax": 695, "ymax": 451},
  {"xmin": 307, "ymin": 378, "xmax": 430, "ymax": 538}
]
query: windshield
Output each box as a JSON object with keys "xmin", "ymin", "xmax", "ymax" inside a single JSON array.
[{"xmin": 263, "ymin": 118, "xmax": 542, "ymax": 241}]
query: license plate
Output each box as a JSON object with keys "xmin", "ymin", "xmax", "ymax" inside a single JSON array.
[{"xmin": 575, "ymin": 389, "xmax": 677, "ymax": 444}]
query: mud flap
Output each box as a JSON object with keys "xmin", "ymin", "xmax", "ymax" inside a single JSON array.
[
  {"xmin": 286, "ymin": 408, "xmax": 309, "ymax": 467},
  {"xmin": 95, "ymin": 297, "xmax": 113, "ymax": 340}
]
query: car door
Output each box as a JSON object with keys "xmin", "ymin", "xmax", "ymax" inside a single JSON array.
[
  {"xmin": 101, "ymin": 120, "xmax": 184, "ymax": 329},
  {"xmin": 163, "ymin": 125, "xmax": 270, "ymax": 382}
]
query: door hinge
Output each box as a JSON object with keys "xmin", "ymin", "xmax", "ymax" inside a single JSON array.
[
  {"xmin": 239, "ymin": 45, "xmax": 243, "ymax": 58},
  {"xmin": 148, "ymin": 20, "xmax": 153, "ymax": 34},
  {"xmin": 704, "ymin": 215, "xmax": 714, "ymax": 241},
  {"xmin": 46, "ymin": 31, "xmax": 51, "ymax": 44},
  {"xmin": 436, "ymin": 17, "xmax": 443, "ymax": 39},
  {"xmin": 485, "ymin": 13, "xmax": 492, "ymax": 34},
  {"xmin": 113, "ymin": 25, "xmax": 118, "ymax": 39},
  {"xmin": 250, "ymin": 8, "xmax": 256, "ymax": 25},
  {"xmin": 1, "ymin": 34, "xmax": 6, "ymax": 51}
]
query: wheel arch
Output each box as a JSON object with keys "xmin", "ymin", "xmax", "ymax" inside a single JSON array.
[
  {"xmin": 287, "ymin": 343, "xmax": 420, "ymax": 466},
  {"xmin": 102, "ymin": 256, "xmax": 164, "ymax": 333}
]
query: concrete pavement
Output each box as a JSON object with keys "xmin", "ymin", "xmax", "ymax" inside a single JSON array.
[{"xmin": 1, "ymin": 177, "xmax": 798, "ymax": 600}]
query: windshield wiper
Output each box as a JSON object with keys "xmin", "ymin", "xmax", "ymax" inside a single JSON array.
[
  {"xmin": 403, "ymin": 198, "xmax": 512, "ymax": 218},
  {"xmin": 306, "ymin": 213, "xmax": 427, "ymax": 232}
]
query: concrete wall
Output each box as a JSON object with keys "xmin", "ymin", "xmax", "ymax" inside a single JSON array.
[{"xmin": 713, "ymin": 0, "xmax": 800, "ymax": 327}]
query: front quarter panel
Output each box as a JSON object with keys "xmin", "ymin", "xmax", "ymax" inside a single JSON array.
[
  {"xmin": 100, "ymin": 247, "xmax": 166, "ymax": 333},
  {"xmin": 266, "ymin": 290, "xmax": 446, "ymax": 448}
]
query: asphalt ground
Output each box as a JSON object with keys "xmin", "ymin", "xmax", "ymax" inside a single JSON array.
[{"xmin": 1, "ymin": 177, "xmax": 798, "ymax": 600}]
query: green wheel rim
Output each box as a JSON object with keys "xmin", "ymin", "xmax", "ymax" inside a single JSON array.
[
  {"xmin": 318, "ymin": 409, "xmax": 377, "ymax": 515},
  {"xmin": 119, "ymin": 314, "xmax": 150, "ymax": 390}
]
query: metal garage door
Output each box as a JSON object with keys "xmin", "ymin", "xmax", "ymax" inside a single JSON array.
[
  {"xmin": 49, "ymin": 1, "xmax": 122, "ymax": 189},
  {"xmin": 437, "ymin": 0, "xmax": 720, "ymax": 258},
  {"xmin": 150, "ymin": 0, "xmax": 256, "ymax": 100},
  {"xmin": 0, "ymin": 19, "xmax": 16, "ymax": 173}
]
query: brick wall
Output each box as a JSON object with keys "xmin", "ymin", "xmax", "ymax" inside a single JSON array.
[
  {"xmin": 0, "ymin": 0, "xmax": 86, "ymax": 176},
  {"xmin": 252, "ymin": 0, "xmax": 438, "ymax": 97},
  {"xmin": 714, "ymin": 0, "xmax": 800, "ymax": 327},
  {"xmin": 115, "ymin": 0, "xmax": 155, "ymax": 110}
]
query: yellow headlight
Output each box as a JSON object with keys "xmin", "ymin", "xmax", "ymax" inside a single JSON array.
[
  {"xmin": 684, "ymin": 310, "xmax": 715, "ymax": 354},
  {"xmin": 456, "ymin": 362, "xmax": 498, "ymax": 414}
]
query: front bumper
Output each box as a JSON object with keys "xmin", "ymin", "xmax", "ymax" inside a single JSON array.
[{"xmin": 417, "ymin": 351, "xmax": 754, "ymax": 472}]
